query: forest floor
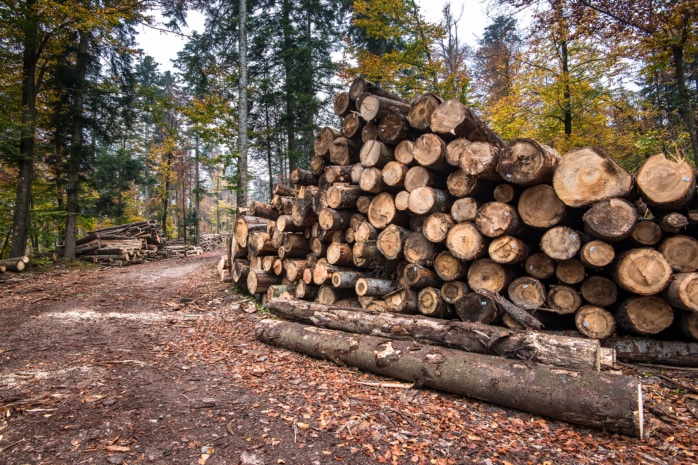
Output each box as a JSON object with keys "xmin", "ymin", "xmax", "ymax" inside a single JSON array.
[{"xmin": 0, "ymin": 251, "xmax": 697, "ymax": 465}]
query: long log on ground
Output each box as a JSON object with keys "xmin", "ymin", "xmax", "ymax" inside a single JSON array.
[
  {"xmin": 266, "ymin": 299, "xmax": 617, "ymax": 374},
  {"xmin": 602, "ymin": 337, "xmax": 698, "ymax": 367},
  {"xmin": 256, "ymin": 318, "xmax": 642, "ymax": 437}
]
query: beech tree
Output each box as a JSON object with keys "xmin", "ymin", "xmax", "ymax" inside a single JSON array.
[
  {"xmin": 571, "ymin": 0, "xmax": 698, "ymax": 163},
  {"xmin": 485, "ymin": 0, "xmax": 641, "ymax": 157}
]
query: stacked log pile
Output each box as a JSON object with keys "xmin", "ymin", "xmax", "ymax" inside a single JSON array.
[
  {"xmin": 232, "ymin": 77, "xmax": 698, "ymax": 348},
  {"xmin": 74, "ymin": 220, "xmax": 162, "ymax": 265},
  {"xmin": 224, "ymin": 77, "xmax": 698, "ymax": 436},
  {"xmin": 162, "ymin": 241, "xmax": 203, "ymax": 258},
  {"xmin": 0, "ymin": 255, "xmax": 30, "ymax": 273},
  {"xmin": 200, "ymin": 233, "xmax": 229, "ymax": 252}
]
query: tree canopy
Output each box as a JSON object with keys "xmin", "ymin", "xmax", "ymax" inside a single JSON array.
[{"xmin": 0, "ymin": 0, "xmax": 694, "ymax": 257}]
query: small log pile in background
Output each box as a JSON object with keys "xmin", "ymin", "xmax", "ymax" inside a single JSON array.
[
  {"xmin": 73, "ymin": 220, "xmax": 162, "ymax": 266},
  {"xmin": 200, "ymin": 233, "xmax": 229, "ymax": 252},
  {"xmin": 0, "ymin": 255, "xmax": 30, "ymax": 273},
  {"xmin": 162, "ymin": 239, "xmax": 203, "ymax": 258},
  {"xmin": 224, "ymin": 77, "xmax": 698, "ymax": 436}
]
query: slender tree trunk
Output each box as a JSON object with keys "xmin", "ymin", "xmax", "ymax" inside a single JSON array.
[
  {"xmin": 194, "ymin": 135, "xmax": 200, "ymax": 246},
  {"xmin": 264, "ymin": 63, "xmax": 274, "ymax": 201},
  {"xmin": 181, "ymin": 176, "xmax": 187, "ymax": 244},
  {"xmin": 11, "ymin": 0, "xmax": 39, "ymax": 258},
  {"xmin": 561, "ymin": 39, "xmax": 572, "ymax": 137},
  {"xmin": 282, "ymin": 0, "xmax": 297, "ymax": 174},
  {"xmin": 216, "ymin": 171, "xmax": 221, "ymax": 234},
  {"xmin": 1, "ymin": 226, "xmax": 12, "ymax": 257},
  {"xmin": 162, "ymin": 155, "xmax": 171, "ymax": 239},
  {"xmin": 64, "ymin": 27, "xmax": 89, "ymax": 259},
  {"xmin": 672, "ymin": 45, "xmax": 698, "ymax": 163},
  {"xmin": 238, "ymin": 0, "xmax": 249, "ymax": 207}
]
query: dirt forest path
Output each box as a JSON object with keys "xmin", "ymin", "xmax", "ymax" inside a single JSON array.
[{"xmin": 0, "ymin": 252, "xmax": 696, "ymax": 465}]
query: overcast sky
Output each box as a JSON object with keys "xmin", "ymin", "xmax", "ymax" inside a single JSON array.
[{"xmin": 135, "ymin": 0, "xmax": 491, "ymax": 72}]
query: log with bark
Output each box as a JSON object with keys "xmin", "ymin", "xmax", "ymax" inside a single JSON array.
[
  {"xmin": 583, "ymin": 198, "xmax": 638, "ymax": 243},
  {"xmin": 349, "ymin": 77, "xmax": 406, "ymax": 104},
  {"xmin": 552, "ymin": 147, "xmax": 634, "ymax": 208},
  {"xmin": 602, "ymin": 337, "xmax": 698, "ymax": 367},
  {"xmin": 659, "ymin": 235, "xmax": 698, "ymax": 272},
  {"xmin": 360, "ymin": 94, "xmax": 411, "ymax": 122},
  {"xmin": 429, "ymin": 100, "xmax": 506, "ymax": 148},
  {"xmin": 0, "ymin": 257, "xmax": 28, "ymax": 272},
  {"xmin": 635, "ymin": 153, "xmax": 696, "ymax": 212},
  {"xmin": 265, "ymin": 298, "xmax": 616, "ymax": 371},
  {"xmin": 497, "ymin": 139, "xmax": 560, "ymax": 186},
  {"xmin": 378, "ymin": 111, "xmax": 413, "ymax": 144},
  {"xmin": 517, "ymin": 184, "xmax": 566, "ymax": 229},
  {"xmin": 256, "ymin": 318, "xmax": 643, "ymax": 437},
  {"xmin": 408, "ymin": 93, "xmax": 443, "ymax": 131},
  {"xmin": 229, "ymin": 78, "xmax": 698, "ymax": 383}
]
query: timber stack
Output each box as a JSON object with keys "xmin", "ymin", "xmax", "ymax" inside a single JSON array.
[
  {"xmin": 224, "ymin": 77, "xmax": 698, "ymax": 436},
  {"xmin": 162, "ymin": 239, "xmax": 204, "ymax": 258},
  {"xmin": 73, "ymin": 220, "xmax": 162, "ymax": 265},
  {"xmin": 200, "ymin": 233, "xmax": 229, "ymax": 252},
  {"xmin": 0, "ymin": 255, "xmax": 30, "ymax": 273}
]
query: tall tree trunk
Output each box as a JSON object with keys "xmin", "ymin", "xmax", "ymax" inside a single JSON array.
[
  {"xmin": 238, "ymin": 0, "xmax": 249, "ymax": 207},
  {"xmin": 561, "ymin": 39, "xmax": 572, "ymax": 137},
  {"xmin": 672, "ymin": 44, "xmax": 698, "ymax": 163},
  {"xmin": 194, "ymin": 135, "xmax": 200, "ymax": 246},
  {"xmin": 161, "ymin": 154, "xmax": 171, "ymax": 239},
  {"xmin": 181, "ymin": 176, "xmax": 187, "ymax": 244},
  {"xmin": 264, "ymin": 62, "xmax": 274, "ymax": 201},
  {"xmin": 11, "ymin": 0, "xmax": 38, "ymax": 258},
  {"xmin": 64, "ymin": 27, "xmax": 90, "ymax": 259},
  {"xmin": 282, "ymin": 0, "xmax": 297, "ymax": 174}
]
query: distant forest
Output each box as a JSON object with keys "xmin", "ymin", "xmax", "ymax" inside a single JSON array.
[{"xmin": 0, "ymin": 0, "xmax": 696, "ymax": 258}]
